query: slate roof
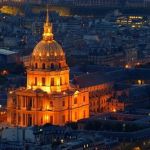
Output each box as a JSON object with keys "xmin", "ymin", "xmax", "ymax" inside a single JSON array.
[{"xmin": 74, "ymin": 68, "xmax": 150, "ymax": 88}]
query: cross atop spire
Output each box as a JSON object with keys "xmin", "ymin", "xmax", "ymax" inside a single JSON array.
[{"xmin": 43, "ymin": 5, "xmax": 53, "ymax": 41}]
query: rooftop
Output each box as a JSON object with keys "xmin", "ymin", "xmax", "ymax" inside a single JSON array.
[
  {"xmin": 0, "ymin": 49, "xmax": 17, "ymax": 55},
  {"xmin": 74, "ymin": 68, "xmax": 150, "ymax": 88}
]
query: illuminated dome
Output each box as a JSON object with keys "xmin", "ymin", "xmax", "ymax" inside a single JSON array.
[
  {"xmin": 30, "ymin": 8, "xmax": 68, "ymax": 70},
  {"xmin": 33, "ymin": 40, "xmax": 65, "ymax": 59}
]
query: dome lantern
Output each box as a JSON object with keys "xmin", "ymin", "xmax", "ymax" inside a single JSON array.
[
  {"xmin": 30, "ymin": 6, "xmax": 67, "ymax": 67},
  {"xmin": 42, "ymin": 6, "xmax": 53, "ymax": 41}
]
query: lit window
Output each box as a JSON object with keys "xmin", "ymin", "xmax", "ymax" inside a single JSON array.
[
  {"xmin": 51, "ymin": 78, "xmax": 54, "ymax": 86},
  {"xmin": 42, "ymin": 77, "xmax": 45, "ymax": 86},
  {"xmin": 47, "ymin": 53, "xmax": 49, "ymax": 57},
  {"xmin": 35, "ymin": 77, "xmax": 37, "ymax": 85}
]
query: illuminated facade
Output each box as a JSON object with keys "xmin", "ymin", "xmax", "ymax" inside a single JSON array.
[
  {"xmin": 7, "ymin": 9, "xmax": 89, "ymax": 127},
  {"xmin": 73, "ymin": 71, "xmax": 126, "ymax": 114}
]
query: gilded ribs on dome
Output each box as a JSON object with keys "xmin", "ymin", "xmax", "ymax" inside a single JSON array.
[
  {"xmin": 30, "ymin": 8, "xmax": 66, "ymax": 64},
  {"xmin": 32, "ymin": 40, "xmax": 65, "ymax": 59}
]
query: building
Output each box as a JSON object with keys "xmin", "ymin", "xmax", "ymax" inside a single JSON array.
[
  {"xmin": 0, "ymin": 49, "xmax": 19, "ymax": 64},
  {"xmin": 116, "ymin": 16, "xmax": 147, "ymax": 28},
  {"xmin": 125, "ymin": 47, "xmax": 138, "ymax": 67},
  {"xmin": 0, "ymin": 127, "xmax": 35, "ymax": 150},
  {"xmin": 7, "ymin": 9, "xmax": 89, "ymax": 127},
  {"xmin": 126, "ymin": 0, "xmax": 145, "ymax": 8},
  {"xmin": 73, "ymin": 0, "xmax": 122, "ymax": 7}
]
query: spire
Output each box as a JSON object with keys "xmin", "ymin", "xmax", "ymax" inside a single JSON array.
[
  {"xmin": 46, "ymin": 4, "xmax": 49, "ymax": 24},
  {"xmin": 43, "ymin": 5, "xmax": 53, "ymax": 41}
]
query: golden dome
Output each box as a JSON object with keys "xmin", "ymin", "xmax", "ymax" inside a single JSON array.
[
  {"xmin": 31, "ymin": 7, "xmax": 65, "ymax": 61},
  {"xmin": 32, "ymin": 40, "xmax": 65, "ymax": 59},
  {"xmin": 30, "ymin": 8, "xmax": 68, "ymax": 71}
]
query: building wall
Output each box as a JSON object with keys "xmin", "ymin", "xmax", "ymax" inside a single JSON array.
[
  {"xmin": 78, "ymin": 81, "xmax": 126, "ymax": 114},
  {"xmin": 7, "ymin": 89, "xmax": 89, "ymax": 126},
  {"xmin": 107, "ymin": 99, "xmax": 125, "ymax": 112},
  {"xmin": 27, "ymin": 69, "xmax": 70, "ymax": 93}
]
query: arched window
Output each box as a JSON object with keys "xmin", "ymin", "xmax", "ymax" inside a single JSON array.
[
  {"xmin": 35, "ymin": 63, "xmax": 38, "ymax": 69},
  {"xmin": 51, "ymin": 63, "xmax": 54, "ymax": 69},
  {"xmin": 42, "ymin": 63, "xmax": 45, "ymax": 69}
]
